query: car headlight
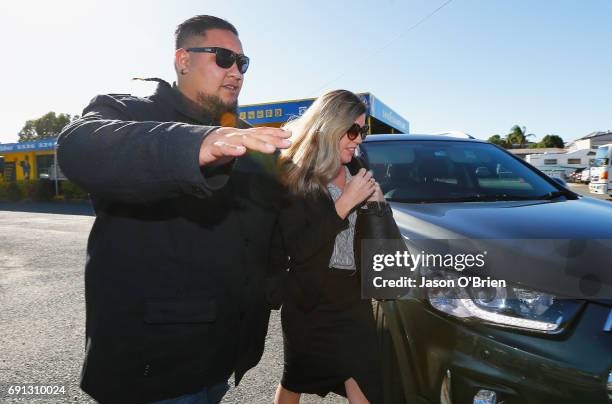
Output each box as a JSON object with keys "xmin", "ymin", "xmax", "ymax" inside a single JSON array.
[{"xmin": 422, "ymin": 268, "xmax": 582, "ymax": 333}]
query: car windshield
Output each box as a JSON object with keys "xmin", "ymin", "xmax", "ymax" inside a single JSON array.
[{"xmin": 360, "ymin": 140, "xmax": 562, "ymax": 203}]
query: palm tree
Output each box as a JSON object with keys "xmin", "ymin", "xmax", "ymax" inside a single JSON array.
[{"xmin": 505, "ymin": 125, "xmax": 535, "ymax": 148}]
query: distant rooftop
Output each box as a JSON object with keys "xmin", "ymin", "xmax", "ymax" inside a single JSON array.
[
  {"xmin": 577, "ymin": 131, "xmax": 612, "ymax": 140},
  {"xmin": 508, "ymin": 148, "xmax": 566, "ymax": 156}
]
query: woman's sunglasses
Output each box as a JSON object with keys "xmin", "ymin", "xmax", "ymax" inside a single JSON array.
[
  {"xmin": 346, "ymin": 123, "xmax": 369, "ymax": 141},
  {"xmin": 185, "ymin": 47, "xmax": 250, "ymax": 74}
]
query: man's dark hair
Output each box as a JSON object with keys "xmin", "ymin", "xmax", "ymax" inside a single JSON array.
[{"xmin": 175, "ymin": 15, "xmax": 239, "ymax": 49}]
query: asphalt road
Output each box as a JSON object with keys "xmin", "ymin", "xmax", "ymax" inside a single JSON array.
[
  {"xmin": 0, "ymin": 202, "xmax": 345, "ymax": 404},
  {"xmin": 566, "ymin": 182, "xmax": 612, "ymax": 200}
]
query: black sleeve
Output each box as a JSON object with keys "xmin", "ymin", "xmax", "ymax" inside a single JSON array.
[
  {"xmin": 279, "ymin": 195, "xmax": 349, "ymax": 266},
  {"xmin": 57, "ymin": 94, "xmax": 231, "ymax": 203},
  {"xmin": 265, "ymin": 218, "xmax": 290, "ymax": 309}
]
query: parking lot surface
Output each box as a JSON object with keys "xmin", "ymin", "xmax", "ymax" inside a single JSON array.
[
  {"xmin": 567, "ymin": 182, "xmax": 612, "ymax": 200},
  {"xmin": 0, "ymin": 202, "xmax": 345, "ymax": 403}
]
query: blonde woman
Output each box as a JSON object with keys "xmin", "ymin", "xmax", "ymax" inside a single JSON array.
[{"xmin": 273, "ymin": 90, "xmax": 384, "ymax": 404}]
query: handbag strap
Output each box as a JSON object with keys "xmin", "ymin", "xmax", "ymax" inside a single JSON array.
[
  {"xmin": 347, "ymin": 156, "xmax": 370, "ymax": 176},
  {"xmin": 358, "ymin": 201, "xmax": 391, "ymax": 216}
]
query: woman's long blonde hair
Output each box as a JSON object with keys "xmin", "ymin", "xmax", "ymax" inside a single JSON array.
[{"xmin": 280, "ymin": 89, "xmax": 366, "ymax": 197}]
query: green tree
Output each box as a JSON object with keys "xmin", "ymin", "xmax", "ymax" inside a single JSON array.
[
  {"xmin": 538, "ymin": 134, "xmax": 564, "ymax": 148},
  {"xmin": 505, "ymin": 125, "xmax": 535, "ymax": 148},
  {"xmin": 18, "ymin": 112, "xmax": 77, "ymax": 142},
  {"xmin": 487, "ymin": 134, "xmax": 509, "ymax": 148}
]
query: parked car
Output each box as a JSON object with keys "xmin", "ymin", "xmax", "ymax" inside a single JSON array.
[
  {"xmin": 581, "ymin": 166, "xmax": 592, "ymax": 184},
  {"xmin": 38, "ymin": 163, "xmax": 67, "ymax": 181},
  {"xmin": 568, "ymin": 167, "xmax": 585, "ymax": 183},
  {"xmin": 358, "ymin": 134, "xmax": 612, "ymax": 404}
]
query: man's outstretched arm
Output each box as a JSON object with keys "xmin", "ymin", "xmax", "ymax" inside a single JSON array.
[{"xmin": 58, "ymin": 95, "xmax": 291, "ymax": 203}]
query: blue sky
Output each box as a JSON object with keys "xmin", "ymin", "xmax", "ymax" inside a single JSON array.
[{"xmin": 0, "ymin": 0, "xmax": 610, "ymax": 144}]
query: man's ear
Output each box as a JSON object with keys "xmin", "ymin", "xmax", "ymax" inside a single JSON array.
[{"xmin": 175, "ymin": 48, "xmax": 190, "ymax": 75}]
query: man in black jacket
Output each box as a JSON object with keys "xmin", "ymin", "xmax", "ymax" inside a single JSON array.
[{"xmin": 58, "ymin": 15, "xmax": 290, "ymax": 403}]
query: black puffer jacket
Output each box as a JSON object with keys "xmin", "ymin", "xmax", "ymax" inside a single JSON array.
[{"xmin": 58, "ymin": 79, "xmax": 284, "ymax": 403}]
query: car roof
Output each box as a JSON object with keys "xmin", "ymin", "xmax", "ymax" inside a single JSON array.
[{"xmin": 364, "ymin": 134, "xmax": 487, "ymax": 143}]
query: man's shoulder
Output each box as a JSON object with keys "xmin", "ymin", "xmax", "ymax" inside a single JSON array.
[
  {"xmin": 88, "ymin": 93, "xmax": 154, "ymax": 109},
  {"xmin": 84, "ymin": 91, "xmax": 168, "ymax": 120},
  {"xmin": 92, "ymin": 78, "xmax": 170, "ymax": 106}
]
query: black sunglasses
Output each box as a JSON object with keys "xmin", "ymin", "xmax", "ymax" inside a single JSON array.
[
  {"xmin": 346, "ymin": 123, "xmax": 369, "ymax": 140},
  {"xmin": 185, "ymin": 47, "xmax": 250, "ymax": 74}
]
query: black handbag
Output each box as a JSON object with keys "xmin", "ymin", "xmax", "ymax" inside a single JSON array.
[
  {"xmin": 355, "ymin": 201, "xmax": 415, "ymax": 299},
  {"xmin": 354, "ymin": 201, "xmax": 405, "ymax": 270},
  {"xmin": 347, "ymin": 156, "xmax": 405, "ymax": 270}
]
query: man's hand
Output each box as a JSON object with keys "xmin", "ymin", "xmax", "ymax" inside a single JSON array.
[{"xmin": 199, "ymin": 127, "xmax": 292, "ymax": 166}]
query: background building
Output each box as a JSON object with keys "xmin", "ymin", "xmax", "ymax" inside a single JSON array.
[
  {"xmin": 0, "ymin": 138, "xmax": 57, "ymax": 182},
  {"xmin": 566, "ymin": 131, "xmax": 612, "ymax": 152},
  {"xmin": 238, "ymin": 93, "xmax": 409, "ymax": 134},
  {"xmin": 0, "ymin": 94, "xmax": 409, "ymax": 183},
  {"xmin": 518, "ymin": 131, "xmax": 612, "ymax": 178}
]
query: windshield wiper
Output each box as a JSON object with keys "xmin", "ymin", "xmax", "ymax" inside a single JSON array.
[
  {"xmin": 453, "ymin": 190, "xmax": 576, "ymax": 202},
  {"xmin": 443, "ymin": 194, "xmax": 538, "ymax": 202},
  {"xmin": 536, "ymin": 190, "xmax": 577, "ymax": 200},
  {"xmin": 389, "ymin": 194, "xmax": 537, "ymax": 203},
  {"xmin": 388, "ymin": 191, "xmax": 578, "ymax": 204}
]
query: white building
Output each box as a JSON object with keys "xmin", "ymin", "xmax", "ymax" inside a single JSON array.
[
  {"xmin": 567, "ymin": 131, "xmax": 612, "ymax": 152},
  {"xmin": 508, "ymin": 147, "xmax": 565, "ymax": 160},
  {"xmin": 525, "ymin": 148, "xmax": 597, "ymax": 178},
  {"xmin": 522, "ymin": 131, "xmax": 611, "ymax": 178}
]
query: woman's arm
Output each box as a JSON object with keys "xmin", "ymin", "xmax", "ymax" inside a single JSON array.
[{"xmin": 279, "ymin": 196, "xmax": 349, "ymax": 266}]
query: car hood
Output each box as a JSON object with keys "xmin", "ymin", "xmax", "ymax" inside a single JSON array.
[{"xmin": 389, "ymin": 196, "xmax": 612, "ymax": 303}]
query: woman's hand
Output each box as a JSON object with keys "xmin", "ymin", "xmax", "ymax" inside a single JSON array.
[
  {"xmin": 367, "ymin": 182, "xmax": 385, "ymax": 202},
  {"xmin": 335, "ymin": 169, "xmax": 376, "ymax": 219}
]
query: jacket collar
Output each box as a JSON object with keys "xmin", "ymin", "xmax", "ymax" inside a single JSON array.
[{"xmin": 146, "ymin": 78, "xmax": 250, "ymax": 128}]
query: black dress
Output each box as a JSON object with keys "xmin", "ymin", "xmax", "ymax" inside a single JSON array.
[{"xmin": 275, "ymin": 180, "xmax": 383, "ymax": 403}]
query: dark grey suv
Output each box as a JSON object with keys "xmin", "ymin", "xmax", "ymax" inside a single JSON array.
[{"xmin": 358, "ymin": 134, "xmax": 612, "ymax": 404}]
